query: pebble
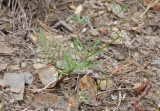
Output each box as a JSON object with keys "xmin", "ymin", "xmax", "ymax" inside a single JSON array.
[
  {"xmin": 20, "ymin": 62, "xmax": 27, "ymax": 69},
  {"xmin": 90, "ymin": 29, "xmax": 99, "ymax": 36}
]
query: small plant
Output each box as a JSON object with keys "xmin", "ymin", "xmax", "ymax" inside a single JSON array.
[
  {"xmin": 71, "ymin": 14, "xmax": 89, "ymax": 23},
  {"xmin": 39, "ymin": 29, "xmax": 102, "ymax": 79},
  {"xmin": 112, "ymin": 2, "xmax": 128, "ymax": 15},
  {"xmin": 97, "ymin": 70, "xmax": 109, "ymax": 91},
  {"xmin": 38, "ymin": 27, "xmax": 127, "ymax": 86}
]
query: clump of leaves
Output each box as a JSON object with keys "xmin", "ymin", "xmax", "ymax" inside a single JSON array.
[{"xmin": 71, "ymin": 14, "xmax": 89, "ymax": 23}]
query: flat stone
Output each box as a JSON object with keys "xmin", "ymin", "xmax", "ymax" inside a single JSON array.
[
  {"xmin": 0, "ymin": 72, "xmax": 33, "ymax": 100},
  {"xmin": 33, "ymin": 93, "xmax": 79, "ymax": 111},
  {"xmin": 4, "ymin": 73, "xmax": 25, "ymax": 100},
  {"xmin": 37, "ymin": 66, "xmax": 58, "ymax": 88}
]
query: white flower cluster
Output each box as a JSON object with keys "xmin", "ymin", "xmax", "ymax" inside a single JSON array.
[{"xmin": 111, "ymin": 28, "xmax": 131, "ymax": 46}]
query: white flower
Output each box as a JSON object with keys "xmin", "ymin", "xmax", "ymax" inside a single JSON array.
[
  {"xmin": 111, "ymin": 32, "xmax": 118, "ymax": 38},
  {"xmin": 112, "ymin": 27, "xmax": 119, "ymax": 32},
  {"xmin": 121, "ymin": 30, "xmax": 128, "ymax": 38},
  {"xmin": 116, "ymin": 39, "xmax": 123, "ymax": 44}
]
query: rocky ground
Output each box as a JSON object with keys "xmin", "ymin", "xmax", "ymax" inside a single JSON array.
[{"xmin": 0, "ymin": 0, "xmax": 160, "ymax": 111}]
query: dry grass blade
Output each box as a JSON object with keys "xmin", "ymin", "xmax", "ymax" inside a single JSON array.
[
  {"xmin": 111, "ymin": 61, "xmax": 132, "ymax": 76},
  {"xmin": 37, "ymin": 19, "xmax": 57, "ymax": 35},
  {"xmin": 141, "ymin": 0, "xmax": 160, "ymax": 17}
]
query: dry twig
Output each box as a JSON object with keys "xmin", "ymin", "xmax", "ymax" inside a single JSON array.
[
  {"xmin": 111, "ymin": 61, "xmax": 132, "ymax": 76},
  {"xmin": 131, "ymin": 82, "xmax": 153, "ymax": 111},
  {"xmin": 37, "ymin": 19, "xmax": 57, "ymax": 35}
]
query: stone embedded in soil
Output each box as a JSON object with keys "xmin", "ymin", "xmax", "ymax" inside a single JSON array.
[
  {"xmin": 37, "ymin": 65, "xmax": 58, "ymax": 88},
  {"xmin": 20, "ymin": 61, "xmax": 27, "ymax": 69},
  {"xmin": 90, "ymin": 29, "xmax": 100, "ymax": 36},
  {"xmin": 80, "ymin": 76, "xmax": 97, "ymax": 100},
  {"xmin": 0, "ymin": 72, "xmax": 33, "ymax": 100},
  {"xmin": 33, "ymin": 93, "xmax": 79, "ymax": 111}
]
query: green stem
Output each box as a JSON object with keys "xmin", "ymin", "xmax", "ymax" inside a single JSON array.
[{"xmin": 82, "ymin": 36, "xmax": 120, "ymax": 62}]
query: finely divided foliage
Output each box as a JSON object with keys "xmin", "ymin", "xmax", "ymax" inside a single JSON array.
[{"xmin": 39, "ymin": 27, "xmax": 129, "ymax": 81}]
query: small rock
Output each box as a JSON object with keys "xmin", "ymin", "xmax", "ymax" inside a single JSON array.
[
  {"xmin": 23, "ymin": 72, "xmax": 33, "ymax": 85},
  {"xmin": 20, "ymin": 62, "xmax": 27, "ymax": 69},
  {"xmin": 34, "ymin": 93, "xmax": 79, "ymax": 111},
  {"xmin": 0, "ymin": 72, "xmax": 33, "ymax": 100},
  {"xmin": 37, "ymin": 66, "xmax": 58, "ymax": 88},
  {"xmin": 4, "ymin": 73, "xmax": 25, "ymax": 100},
  {"xmin": 90, "ymin": 29, "xmax": 99, "ymax": 36}
]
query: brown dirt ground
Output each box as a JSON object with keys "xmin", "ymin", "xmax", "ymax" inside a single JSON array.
[{"xmin": 0, "ymin": 0, "xmax": 160, "ymax": 111}]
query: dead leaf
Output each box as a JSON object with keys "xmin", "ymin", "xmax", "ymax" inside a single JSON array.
[
  {"xmin": 132, "ymin": 27, "xmax": 142, "ymax": 33},
  {"xmin": 28, "ymin": 33, "xmax": 38, "ymax": 44},
  {"xmin": 131, "ymin": 12, "xmax": 143, "ymax": 23},
  {"xmin": 69, "ymin": 4, "xmax": 77, "ymax": 10},
  {"xmin": 75, "ymin": 4, "xmax": 83, "ymax": 15},
  {"xmin": 80, "ymin": 76, "xmax": 97, "ymax": 100}
]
